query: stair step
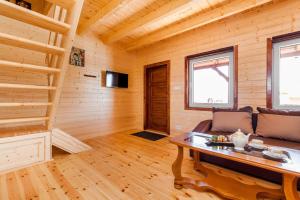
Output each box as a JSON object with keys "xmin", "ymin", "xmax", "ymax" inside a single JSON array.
[
  {"xmin": 0, "ymin": 103, "xmax": 52, "ymax": 107},
  {"xmin": 0, "ymin": 32, "xmax": 65, "ymax": 54},
  {"xmin": 0, "ymin": 125, "xmax": 47, "ymax": 138},
  {"xmin": 0, "ymin": 0, "xmax": 70, "ymax": 33},
  {"xmin": 0, "ymin": 60, "xmax": 60, "ymax": 73},
  {"xmin": 0, "ymin": 83, "xmax": 56, "ymax": 90},
  {"xmin": 0, "ymin": 117, "xmax": 49, "ymax": 125}
]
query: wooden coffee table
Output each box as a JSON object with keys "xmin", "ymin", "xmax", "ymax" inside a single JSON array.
[{"xmin": 170, "ymin": 132, "xmax": 300, "ymax": 200}]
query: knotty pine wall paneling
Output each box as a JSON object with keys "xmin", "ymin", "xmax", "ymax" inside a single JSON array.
[
  {"xmin": 135, "ymin": 0, "xmax": 300, "ymax": 135},
  {"xmin": 53, "ymin": 30, "xmax": 140, "ymax": 140}
]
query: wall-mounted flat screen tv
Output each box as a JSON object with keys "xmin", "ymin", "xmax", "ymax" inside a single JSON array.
[{"xmin": 106, "ymin": 71, "xmax": 128, "ymax": 88}]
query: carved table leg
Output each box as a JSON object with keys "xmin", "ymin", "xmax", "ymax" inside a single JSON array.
[
  {"xmin": 193, "ymin": 151, "xmax": 200, "ymax": 168},
  {"xmin": 283, "ymin": 174, "xmax": 299, "ymax": 200},
  {"xmin": 193, "ymin": 151, "xmax": 207, "ymax": 177},
  {"xmin": 172, "ymin": 146, "xmax": 183, "ymax": 189}
]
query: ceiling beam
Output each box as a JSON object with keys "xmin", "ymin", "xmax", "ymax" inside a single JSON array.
[
  {"xmin": 125, "ymin": 0, "xmax": 273, "ymax": 51},
  {"xmin": 101, "ymin": 0, "xmax": 191, "ymax": 44},
  {"xmin": 77, "ymin": 0, "xmax": 126, "ymax": 35}
]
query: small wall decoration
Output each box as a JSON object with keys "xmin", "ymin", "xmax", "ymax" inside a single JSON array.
[
  {"xmin": 69, "ymin": 47, "xmax": 85, "ymax": 67},
  {"xmin": 16, "ymin": 0, "xmax": 32, "ymax": 10}
]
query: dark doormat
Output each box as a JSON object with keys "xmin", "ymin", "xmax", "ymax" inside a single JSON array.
[{"xmin": 131, "ymin": 131, "xmax": 167, "ymax": 141}]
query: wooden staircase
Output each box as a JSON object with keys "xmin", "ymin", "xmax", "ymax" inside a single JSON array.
[
  {"xmin": 0, "ymin": 0, "xmax": 85, "ymax": 173},
  {"xmin": 0, "ymin": 0, "xmax": 84, "ymax": 131}
]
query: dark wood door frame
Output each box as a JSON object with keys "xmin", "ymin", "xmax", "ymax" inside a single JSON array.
[{"xmin": 144, "ymin": 60, "xmax": 170, "ymax": 134}]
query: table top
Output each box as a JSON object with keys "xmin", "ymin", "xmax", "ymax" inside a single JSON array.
[{"xmin": 170, "ymin": 132, "xmax": 300, "ymax": 176}]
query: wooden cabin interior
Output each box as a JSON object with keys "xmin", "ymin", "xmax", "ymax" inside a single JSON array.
[{"xmin": 0, "ymin": 0, "xmax": 300, "ymax": 199}]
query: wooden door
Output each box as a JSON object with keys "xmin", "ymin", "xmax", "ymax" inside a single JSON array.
[{"xmin": 145, "ymin": 61, "xmax": 170, "ymax": 134}]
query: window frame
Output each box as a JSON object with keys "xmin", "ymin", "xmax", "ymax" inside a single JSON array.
[
  {"xmin": 267, "ymin": 31, "xmax": 300, "ymax": 110},
  {"xmin": 185, "ymin": 46, "xmax": 238, "ymax": 111}
]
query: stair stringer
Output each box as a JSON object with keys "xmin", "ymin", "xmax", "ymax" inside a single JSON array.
[
  {"xmin": 46, "ymin": 0, "xmax": 85, "ymax": 130},
  {"xmin": 52, "ymin": 128, "xmax": 92, "ymax": 153}
]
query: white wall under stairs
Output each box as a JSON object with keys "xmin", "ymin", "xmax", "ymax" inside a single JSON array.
[
  {"xmin": 0, "ymin": 131, "xmax": 51, "ymax": 174},
  {"xmin": 0, "ymin": 128, "xmax": 92, "ymax": 174}
]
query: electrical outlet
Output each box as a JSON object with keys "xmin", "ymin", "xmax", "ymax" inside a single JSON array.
[{"xmin": 173, "ymin": 86, "xmax": 181, "ymax": 91}]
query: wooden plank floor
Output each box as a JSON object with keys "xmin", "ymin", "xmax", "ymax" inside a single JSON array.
[{"xmin": 0, "ymin": 130, "xmax": 221, "ymax": 200}]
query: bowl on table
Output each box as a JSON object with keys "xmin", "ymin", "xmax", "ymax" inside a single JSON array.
[{"xmin": 248, "ymin": 139, "xmax": 267, "ymax": 151}]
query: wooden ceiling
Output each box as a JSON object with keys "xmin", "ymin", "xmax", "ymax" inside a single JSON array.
[{"xmin": 77, "ymin": 0, "xmax": 274, "ymax": 51}]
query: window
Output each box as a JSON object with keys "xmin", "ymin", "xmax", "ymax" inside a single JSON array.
[
  {"xmin": 185, "ymin": 46, "xmax": 237, "ymax": 110},
  {"xmin": 268, "ymin": 32, "xmax": 300, "ymax": 110}
]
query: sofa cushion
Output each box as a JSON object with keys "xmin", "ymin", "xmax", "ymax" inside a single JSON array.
[
  {"xmin": 257, "ymin": 107, "xmax": 300, "ymax": 116},
  {"xmin": 211, "ymin": 106, "xmax": 254, "ymax": 133},
  {"xmin": 213, "ymin": 106, "xmax": 253, "ymax": 113},
  {"xmin": 256, "ymin": 107, "xmax": 300, "ymax": 142}
]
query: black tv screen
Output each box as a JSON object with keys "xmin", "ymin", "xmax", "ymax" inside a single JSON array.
[{"xmin": 106, "ymin": 71, "xmax": 128, "ymax": 88}]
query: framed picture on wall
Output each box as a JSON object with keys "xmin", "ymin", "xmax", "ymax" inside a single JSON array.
[
  {"xmin": 16, "ymin": 0, "xmax": 32, "ymax": 10},
  {"xmin": 69, "ymin": 47, "xmax": 85, "ymax": 67}
]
